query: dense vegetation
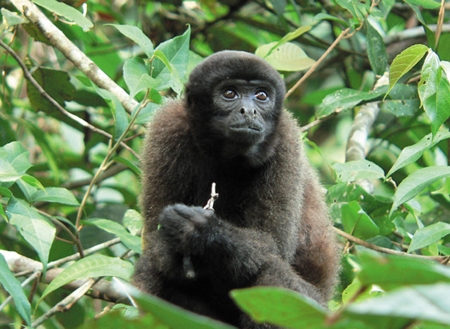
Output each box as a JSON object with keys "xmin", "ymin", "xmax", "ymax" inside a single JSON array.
[{"xmin": 1, "ymin": 0, "xmax": 450, "ymax": 328}]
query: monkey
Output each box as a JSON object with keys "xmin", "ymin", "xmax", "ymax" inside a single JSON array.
[{"xmin": 133, "ymin": 50, "xmax": 340, "ymax": 328}]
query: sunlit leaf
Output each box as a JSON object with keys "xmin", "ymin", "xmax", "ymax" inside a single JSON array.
[
  {"xmin": 409, "ymin": 222, "xmax": 450, "ymax": 253},
  {"xmin": 32, "ymin": 0, "xmax": 93, "ymax": 31},
  {"xmin": 42, "ymin": 255, "xmax": 134, "ymax": 300},
  {"xmin": 317, "ymin": 88, "xmax": 386, "ymax": 118},
  {"xmin": 387, "ymin": 131, "xmax": 450, "ymax": 177},
  {"xmin": 333, "ymin": 160, "xmax": 385, "ymax": 182},
  {"xmin": 391, "ymin": 166, "xmax": 450, "ymax": 213},
  {"xmin": 255, "ymin": 42, "xmax": 315, "ymax": 72},
  {"xmin": 30, "ymin": 187, "xmax": 79, "ymax": 205},
  {"xmin": 109, "ymin": 24, "xmax": 154, "ymax": 58},
  {"xmin": 230, "ymin": 287, "xmax": 328, "ymax": 329},
  {"xmin": 404, "ymin": 0, "xmax": 441, "ymax": 9},
  {"xmin": 6, "ymin": 199, "xmax": 55, "ymax": 273},
  {"xmin": 346, "ymin": 283, "xmax": 450, "ymax": 325},
  {"xmin": 387, "ymin": 44, "xmax": 428, "ymax": 95}
]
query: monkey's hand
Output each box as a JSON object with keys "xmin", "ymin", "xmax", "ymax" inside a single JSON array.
[{"xmin": 157, "ymin": 204, "xmax": 221, "ymax": 255}]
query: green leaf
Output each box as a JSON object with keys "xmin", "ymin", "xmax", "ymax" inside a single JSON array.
[
  {"xmin": 269, "ymin": 0, "xmax": 287, "ymax": 16},
  {"xmin": 41, "ymin": 255, "xmax": 134, "ymax": 300},
  {"xmin": 32, "ymin": 0, "xmax": 93, "ymax": 31},
  {"xmin": 387, "ymin": 131, "xmax": 450, "ymax": 177},
  {"xmin": 152, "ymin": 26, "xmax": 191, "ymax": 94},
  {"xmin": 6, "ymin": 199, "xmax": 55, "ymax": 273},
  {"xmin": 230, "ymin": 287, "xmax": 328, "ymax": 329},
  {"xmin": 132, "ymin": 286, "xmax": 236, "ymax": 329},
  {"xmin": 333, "ymin": 160, "xmax": 385, "ymax": 182},
  {"xmin": 387, "ymin": 44, "xmax": 429, "ymax": 95},
  {"xmin": 0, "ymin": 158, "xmax": 22, "ymax": 182},
  {"xmin": 113, "ymin": 156, "xmax": 141, "ymax": 176},
  {"xmin": 419, "ymin": 51, "xmax": 439, "ymax": 103},
  {"xmin": 404, "ymin": 0, "xmax": 441, "ymax": 9},
  {"xmin": 21, "ymin": 175, "xmax": 45, "ymax": 191},
  {"xmin": 0, "ymin": 253, "xmax": 32, "ymax": 326},
  {"xmin": 391, "ymin": 166, "xmax": 450, "ymax": 213},
  {"xmin": 123, "ymin": 58, "xmax": 157, "ymax": 98},
  {"xmin": 255, "ymin": 26, "xmax": 311, "ymax": 59},
  {"xmin": 317, "ymin": 88, "xmax": 385, "ymax": 118},
  {"xmin": 123, "ymin": 209, "xmax": 143, "ymax": 236},
  {"xmin": 109, "ymin": 24, "xmax": 154, "ymax": 58},
  {"xmin": 335, "ymin": 0, "xmax": 367, "ymax": 22},
  {"xmin": 409, "ymin": 222, "xmax": 450, "ymax": 253},
  {"xmin": 342, "ymin": 201, "xmax": 379, "ymax": 239},
  {"xmin": 357, "ymin": 250, "xmax": 450, "ymax": 289},
  {"xmin": 30, "ymin": 187, "xmax": 79, "ymax": 206},
  {"xmin": 366, "ymin": 19, "xmax": 388, "ymax": 75},
  {"xmin": 255, "ymin": 42, "xmax": 315, "ymax": 72},
  {"xmin": 346, "ymin": 283, "xmax": 450, "ymax": 325},
  {"xmin": 1, "ymin": 8, "xmax": 27, "ymax": 26},
  {"xmin": 82, "ymin": 219, "xmax": 142, "ymax": 253},
  {"xmin": 27, "ymin": 67, "xmax": 76, "ymax": 113}
]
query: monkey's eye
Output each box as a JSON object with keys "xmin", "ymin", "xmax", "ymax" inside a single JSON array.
[
  {"xmin": 222, "ymin": 89, "xmax": 238, "ymax": 99},
  {"xmin": 255, "ymin": 90, "xmax": 268, "ymax": 101}
]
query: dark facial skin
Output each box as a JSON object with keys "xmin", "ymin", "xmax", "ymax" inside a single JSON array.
[
  {"xmin": 133, "ymin": 51, "xmax": 341, "ymax": 329},
  {"xmin": 210, "ymin": 79, "xmax": 277, "ymax": 159}
]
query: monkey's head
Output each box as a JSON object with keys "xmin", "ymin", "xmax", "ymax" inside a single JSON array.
[{"xmin": 185, "ymin": 51, "xmax": 286, "ymax": 165}]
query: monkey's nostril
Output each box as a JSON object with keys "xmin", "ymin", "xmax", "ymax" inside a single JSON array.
[
  {"xmin": 240, "ymin": 108, "xmax": 245, "ymax": 114},
  {"xmin": 253, "ymin": 109, "xmax": 257, "ymax": 115}
]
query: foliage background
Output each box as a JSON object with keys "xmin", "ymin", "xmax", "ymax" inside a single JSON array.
[{"xmin": 1, "ymin": 0, "xmax": 450, "ymax": 328}]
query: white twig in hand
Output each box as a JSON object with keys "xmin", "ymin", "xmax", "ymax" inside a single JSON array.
[{"xmin": 203, "ymin": 182, "xmax": 219, "ymax": 211}]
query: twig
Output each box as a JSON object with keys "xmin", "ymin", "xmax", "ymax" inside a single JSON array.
[
  {"xmin": 334, "ymin": 227, "xmax": 448, "ymax": 263},
  {"xmin": 32, "ymin": 278, "xmax": 97, "ymax": 327},
  {"xmin": 285, "ymin": 27, "xmax": 351, "ymax": 99},
  {"xmin": 9, "ymin": 0, "xmax": 138, "ymax": 113},
  {"xmin": 203, "ymin": 182, "xmax": 219, "ymax": 211}
]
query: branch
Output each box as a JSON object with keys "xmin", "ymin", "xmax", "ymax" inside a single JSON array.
[
  {"xmin": 9, "ymin": 0, "xmax": 138, "ymax": 113},
  {"xmin": 1, "ymin": 248, "xmax": 130, "ymax": 304},
  {"xmin": 285, "ymin": 27, "xmax": 351, "ymax": 99},
  {"xmin": 333, "ymin": 228, "xmax": 449, "ymax": 264}
]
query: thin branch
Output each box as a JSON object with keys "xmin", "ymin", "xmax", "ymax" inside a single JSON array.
[
  {"xmin": 334, "ymin": 227, "xmax": 448, "ymax": 263},
  {"xmin": 285, "ymin": 27, "xmax": 351, "ymax": 99},
  {"xmin": 9, "ymin": 0, "xmax": 138, "ymax": 113}
]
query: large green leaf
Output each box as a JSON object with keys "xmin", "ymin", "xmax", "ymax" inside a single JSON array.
[
  {"xmin": 255, "ymin": 42, "xmax": 315, "ymax": 71},
  {"xmin": 341, "ymin": 201, "xmax": 379, "ymax": 239},
  {"xmin": 123, "ymin": 58, "xmax": 158, "ymax": 98},
  {"xmin": 109, "ymin": 24, "xmax": 154, "ymax": 58},
  {"xmin": 29, "ymin": 187, "xmax": 79, "ymax": 206},
  {"xmin": 391, "ymin": 166, "xmax": 450, "ymax": 213},
  {"xmin": 41, "ymin": 254, "xmax": 134, "ymax": 300},
  {"xmin": 357, "ymin": 249, "xmax": 450, "ymax": 289},
  {"xmin": 404, "ymin": 0, "xmax": 441, "ymax": 9},
  {"xmin": 6, "ymin": 199, "xmax": 56, "ymax": 272},
  {"xmin": 408, "ymin": 222, "xmax": 450, "ymax": 253},
  {"xmin": 152, "ymin": 26, "xmax": 191, "ymax": 94},
  {"xmin": 387, "ymin": 44, "xmax": 428, "ymax": 95},
  {"xmin": 133, "ymin": 287, "xmax": 236, "ymax": 329},
  {"xmin": 230, "ymin": 287, "xmax": 329, "ymax": 329},
  {"xmin": 317, "ymin": 88, "xmax": 385, "ymax": 118},
  {"xmin": 32, "ymin": 0, "xmax": 93, "ymax": 31},
  {"xmin": 0, "ymin": 253, "xmax": 32, "ymax": 326},
  {"xmin": 346, "ymin": 283, "xmax": 450, "ymax": 326},
  {"xmin": 333, "ymin": 160, "xmax": 385, "ymax": 182},
  {"xmin": 387, "ymin": 131, "xmax": 450, "ymax": 177}
]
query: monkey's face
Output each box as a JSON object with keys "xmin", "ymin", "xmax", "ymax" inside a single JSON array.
[
  {"xmin": 211, "ymin": 79, "xmax": 277, "ymax": 146},
  {"xmin": 185, "ymin": 51, "xmax": 285, "ymax": 163}
]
